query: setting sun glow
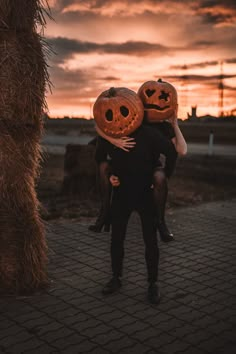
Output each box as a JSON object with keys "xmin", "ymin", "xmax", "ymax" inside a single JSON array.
[{"xmin": 45, "ymin": 0, "xmax": 236, "ymax": 119}]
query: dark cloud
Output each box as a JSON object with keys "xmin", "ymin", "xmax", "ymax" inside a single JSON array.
[
  {"xmin": 99, "ymin": 76, "xmax": 120, "ymax": 81},
  {"xmin": 164, "ymin": 74, "xmax": 236, "ymax": 83},
  {"xmin": 47, "ymin": 36, "xmax": 170, "ymax": 63},
  {"xmin": 48, "ymin": 65, "xmax": 121, "ymax": 96},
  {"xmin": 52, "ymin": 0, "xmax": 75, "ymax": 9},
  {"xmin": 170, "ymin": 58, "xmax": 236, "ymax": 70},
  {"xmin": 53, "ymin": 0, "xmax": 236, "ymax": 11},
  {"xmin": 48, "ymin": 35, "xmax": 228, "ymax": 65},
  {"xmin": 226, "ymin": 58, "xmax": 236, "ymax": 64},
  {"xmin": 49, "ymin": 66, "xmax": 89, "ymax": 91},
  {"xmin": 200, "ymin": 12, "xmax": 233, "ymax": 25},
  {"xmin": 198, "ymin": 0, "xmax": 236, "ymax": 10},
  {"xmin": 224, "ymin": 84, "xmax": 236, "ymax": 91},
  {"xmin": 191, "ymin": 40, "xmax": 217, "ymax": 48},
  {"xmin": 194, "ymin": 0, "xmax": 236, "ymax": 25}
]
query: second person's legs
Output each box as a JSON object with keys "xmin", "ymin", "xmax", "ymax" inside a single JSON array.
[{"xmin": 153, "ymin": 167, "xmax": 174, "ymax": 242}]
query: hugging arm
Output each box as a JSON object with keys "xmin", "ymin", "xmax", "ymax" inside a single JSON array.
[
  {"xmin": 95, "ymin": 125, "xmax": 136, "ymax": 152},
  {"xmin": 168, "ymin": 106, "xmax": 187, "ymax": 156}
]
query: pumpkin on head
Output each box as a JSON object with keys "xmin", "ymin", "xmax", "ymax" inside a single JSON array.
[
  {"xmin": 93, "ymin": 87, "xmax": 144, "ymax": 138},
  {"xmin": 137, "ymin": 79, "xmax": 178, "ymax": 122}
]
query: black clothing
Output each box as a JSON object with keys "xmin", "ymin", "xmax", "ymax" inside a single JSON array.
[
  {"xmin": 144, "ymin": 121, "xmax": 177, "ymax": 177},
  {"xmin": 97, "ymin": 125, "xmax": 176, "ymax": 282},
  {"xmin": 111, "ymin": 195, "xmax": 158, "ymax": 282},
  {"xmin": 145, "ymin": 120, "xmax": 175, "ymax": 140},
  {"xmin": 95, "ymin": 125, "xmax": 177, "ymax": 190}
]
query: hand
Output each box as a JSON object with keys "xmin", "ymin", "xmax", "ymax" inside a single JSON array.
[
  {"xmin": 110, "ymin": 175, "xmax": 120, "ymax": 187},
  {"xmin": 95, "ymin": 124, "xmax": 135, "ymax": 152},
  {"xmin": 113, "ymin": 136, "xmax": 136, "ymax": 152}
]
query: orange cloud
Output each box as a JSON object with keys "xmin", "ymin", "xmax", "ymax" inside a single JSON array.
[{"xmin": 44, "ymin": 0, "xmax": 236, "ymax": 118}]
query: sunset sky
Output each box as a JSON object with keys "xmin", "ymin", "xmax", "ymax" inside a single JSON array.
[{"xmin": 45, "ymin": 0, "xmax": 236, "ymax": 119}]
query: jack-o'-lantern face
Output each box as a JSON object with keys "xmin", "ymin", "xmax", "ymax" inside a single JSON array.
[
  {"xmin": 93, "ymin": 87, "xmax": 144, "ymax": 138},
  {"xmin": 137, "ymin": 79, "xmax": 177, "ymax": 122}
]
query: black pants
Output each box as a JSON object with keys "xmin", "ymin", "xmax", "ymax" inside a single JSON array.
[
  {"xmin": 95, "ymin": 161, "xmax": 171, "ymax": 228},
  {"xmin": 111, "ymin": 191, "xmax": 159, "ymax": 283}
]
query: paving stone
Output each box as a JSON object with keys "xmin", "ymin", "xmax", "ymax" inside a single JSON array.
[
  {"xmin": 160, "ymin": 338, "xmax": 192, "ymax": 353},
  {"xmin": 24, "ymin": 343, "xmax": 56, "ymax": 354},
  {"xmin": 51, "ymin": 333, "xmax": 89, "ymax": 351},
  {"xmin": 0, "ymin": 330, "xmax": 34, "ymax": 348},
  {"xmin": 104, "ymin": 336, "xmax": 137, "ymax": 353},
  {"xmin": 0, "ymin": 199, "xmax": 235, "ymax": 354},
  {"xmin": 7, "ymin": 337, "xmax": 48, "ymax": 354}
]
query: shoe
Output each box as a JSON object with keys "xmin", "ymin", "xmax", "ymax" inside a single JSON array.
[
  {"xmin": 88, "ymin": 222, "xmax": 110, "ymax": 233},
  {"xmin": 148, "ymin": 283, "xmax": 161, "ymax": 304},
  {"xmin": 102, "ymin": 277, "xmax": 122, "ymax": 295},
  {"xmin": 88, "ymin": 208, "xmax": 110, "ymax": 233},
  {"xmin": 157, "ymin": 222, "xmax": 174, "ymax": 242}
]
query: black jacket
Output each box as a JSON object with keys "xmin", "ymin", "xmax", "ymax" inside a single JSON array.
[{"xmin": 95, "ymin": 125, "xmax": 177, "ymax": 203}]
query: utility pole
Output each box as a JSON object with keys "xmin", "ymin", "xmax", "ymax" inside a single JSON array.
[{"xmin": 218, "ymin": 61, "xmax": 224, "ymax": 117}]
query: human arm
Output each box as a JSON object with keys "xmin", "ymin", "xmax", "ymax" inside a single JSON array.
[
  {"xmin": 95, "ymin": 135, "xmax": 109, "ymax": 164},
  {"xmin": 95, "ymin": 124, "xmax": 136, "ymax": 152},
  {"xmin": 168, "ymin": 106, "xmax": 187, "ymax": 156}
]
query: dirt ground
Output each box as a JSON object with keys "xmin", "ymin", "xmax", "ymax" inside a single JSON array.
[{"xmin": 37, "ymin": 153, "xmax": 236, "ymax": 223}]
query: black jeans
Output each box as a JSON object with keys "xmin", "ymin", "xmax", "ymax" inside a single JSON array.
[{"xmin": 110, "ymin": 191, "xmax": 159, "ymax": 283}]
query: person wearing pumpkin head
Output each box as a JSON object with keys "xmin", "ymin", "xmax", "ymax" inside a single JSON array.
[
  {"xmin": 137, "ymin": 79, "xmax": 187, "ymax": 241},
  {"xmin": 93, "ymin": 87, "xmax": 177, "ymax": 304},
  {"xmin": 92, "ymin": 79, "xmax": 187, "ymax": 242}
]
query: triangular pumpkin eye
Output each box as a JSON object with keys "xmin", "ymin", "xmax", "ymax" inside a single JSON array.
[
  {"xmin": 105, "ymin": 109, "xmax": 113, "ymax": 121},
  {"xmin": 120, "ymin": 106, "xmax": 129, "ymax": 117},
  {"xmin": 146, "ymin": 89, "xmax": 155, "ymax": 97}
]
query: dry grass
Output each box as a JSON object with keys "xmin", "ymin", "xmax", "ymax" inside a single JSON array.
[
  {"xmin": 0, "ymin": 0, "xmax": 52, "ymax": 31},
  {"xmin": 0, "ymin": 0, "xmax": 51, "ymax": 294}
]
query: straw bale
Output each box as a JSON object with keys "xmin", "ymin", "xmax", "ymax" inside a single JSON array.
[
  {"xmin": 0, "ymin": 0, "xmax": 51, "ymax": 31},
  {"xmin": 0, "ymin": 0, "xmax": 51, "ymax": 293},
  {"xmin": 0, "ymin": 31, "xmax": 49, "ymax": 127},
  {"xmin": 0, "ymin": 127, "xmax": 48, "ymax": 294}
]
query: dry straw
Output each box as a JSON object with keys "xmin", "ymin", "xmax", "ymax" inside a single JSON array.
[{"xmin": 0, "ymin": 0, "xmax": 51, "ymax": 294}]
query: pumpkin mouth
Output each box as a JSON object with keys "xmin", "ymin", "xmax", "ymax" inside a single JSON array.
[{"xmin": 144, "ymin": 104, "xmax": 170, "ymax": 111}]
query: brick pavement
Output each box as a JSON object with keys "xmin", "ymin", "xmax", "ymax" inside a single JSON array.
[{"xmin": 0, "ymin": 199, "xmax": 235, "ymax": 354}]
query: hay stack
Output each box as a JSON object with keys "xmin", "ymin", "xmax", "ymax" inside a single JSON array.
[{"xmin": 0, "ymin": 0, "xmax": 50, "ymax": 294}]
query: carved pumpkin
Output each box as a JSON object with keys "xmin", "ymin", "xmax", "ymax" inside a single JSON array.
[
  {"xmin": 93, "ymin": 87, "xmax": 144, "ymax": 138},
  {"xmin": 137, "ymin": 78, "xmax": 178, "ymax": 122}
]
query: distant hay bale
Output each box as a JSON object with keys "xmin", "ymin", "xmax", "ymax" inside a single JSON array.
[{"xmin": 62, "ymin": 144, "xmax": 97, "ymax": 198}]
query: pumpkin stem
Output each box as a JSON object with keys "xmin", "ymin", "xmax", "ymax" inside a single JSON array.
[
  {"xmin": 157, "ymin": 78, "xmax": 162, "ymax": 82},
  {"xmin": 108, "ymin": 87, "xmax": 116, "ymax": 97}
]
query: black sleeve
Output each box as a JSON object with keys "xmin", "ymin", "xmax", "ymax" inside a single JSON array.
[
  {"xmin": 95, "ymin": 136, "xmax": 110, "ymax": 164},
  {"xmin": 163, "ymin": 122, "xmax": 175, "ymax": 140},
  {"xmin": 151, "ymin": 128, "xmax": 178, "ymax": 177}
]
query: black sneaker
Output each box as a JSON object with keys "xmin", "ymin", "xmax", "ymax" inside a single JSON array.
[
  {"xmin": 148, "ymin": 283, "xmax": 161, "ymax": 304},
  {"xmin": 102, "ymin": 277, "xmax": 122, "ymax": 295}
]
